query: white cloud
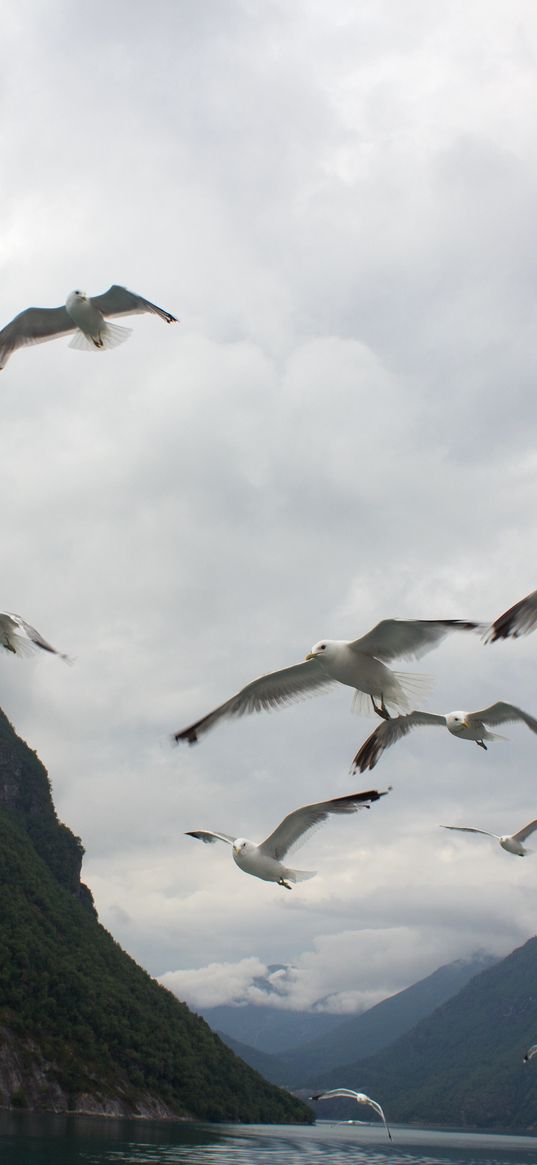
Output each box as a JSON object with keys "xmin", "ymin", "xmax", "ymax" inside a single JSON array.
[
  {"xmin": 160, "ymin": 957, "xmax": 268, "ymax": 1009},
  {"xmin": 2, "ymin": 0, "xmax": 537, "ymax": 1020}
]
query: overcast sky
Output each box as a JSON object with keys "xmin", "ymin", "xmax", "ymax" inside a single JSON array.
[{"xmin": 3, "ymin": 0, "xmax": 537, "ymax": 1019}]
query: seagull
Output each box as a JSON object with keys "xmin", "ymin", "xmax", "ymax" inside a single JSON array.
[
  {"xmin": 524, "ymin": 1044, "xmax": 537, "ymax": 1063},
  {"xmin": 485, "ymin": 588, "xmax": 537, "ymax": 643},
  {"xmin": 173, "ymin": 619, "xmax": 484, "ymax": 744},
  {"xmin": 0, "ymin": 612, "xmax": 71, "ymax": 662},
  {"xmin": 310, "ymin": 1089, "xmax": 392, "ymax": 1140},
  {"xmin": 0, "ymin": 286, "xmax": 177, "ymax": 368},
  {"xmin": 442, "ymin": 817, "xmax": 537, "ymax": 856},
  {"xmin": 186, "ymin": 788, "xmax": 390, "ymax": 889},
  {"xmin": 353, "ymin": 701, "xmax": 537, "ymax": 771}
]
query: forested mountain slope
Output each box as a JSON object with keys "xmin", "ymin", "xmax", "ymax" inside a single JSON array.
[
  {"xmin": 0, "ymin": 709, "xmax": 311, "ymax": 1123},
  {"xmin": 310, "ymin": 937, "xmax": 537, "ymax": 1129}
]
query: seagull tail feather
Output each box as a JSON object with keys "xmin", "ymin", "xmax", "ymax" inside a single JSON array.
[
  {"xmin": 69, "ymin": 322, "xmax": 132, "ymax": 351},
  {"xmin": 287, "ymin": 868, "xmax": 316, "ymax": 883},
  {"xmin": 384, "ymin": 669, "xmax": 434, "ymax": 714}
]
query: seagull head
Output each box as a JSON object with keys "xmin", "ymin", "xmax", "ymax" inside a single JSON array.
[
  {"xmin": 446, "ymin": 711, "xmax": 470, "ymax": 733},
  {"xmin": 306, "ymin": 639, "xmax": 335, "ymax": 662},
  {"xmin": 66, "ymin": 290, "xmax": 89, "ymax": 312},
  {"xmin": 232, "ymin": 838, "xmax": 249, "ymax": 856}
]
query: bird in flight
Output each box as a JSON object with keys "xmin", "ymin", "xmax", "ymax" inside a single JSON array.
[
  {"xmin": 0, "ymin": 612, "xmax": 71, "ymax": 662},
  {"xmin": 485, "ymin": 587, "xmax": 537, "ymax": 643},
  {"xmin": 186, "ymin": 788, "xmax": 390, "ymax": 889},
  {"xmin": 442, "ymin": 817, "xmax": 537, "ymax": 856},
  {"xmin": 0, "ymin": 285, "xmax": 177, "ymax": 368},
  {"xmin": 309, "ymin": 1088, "xmax": 392, "ymax": 1140},
  {"xmin": 174, "ymin": 618, "xmax": 484, "ymax": 744},
  {"xmin": 353, "ymin": 701, "xmax": 537, "ymax": 771},
  {"xmin": 524, "ymin": 1044, "xmax": 537, "ymax": 1063}
]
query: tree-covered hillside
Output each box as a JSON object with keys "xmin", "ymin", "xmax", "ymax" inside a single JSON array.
[
  {"xmin": 310, "ymin": 936, "xmax": 537, "ymax": 1129},
  {"xmin": 0, "ymin": 709, "xmax": 312, "ymax": 1123}
]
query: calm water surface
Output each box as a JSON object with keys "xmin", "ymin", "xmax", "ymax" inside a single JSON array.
[{"xmin": 1, "ymin": 1114, "xmax": 536, "ymax": 1165}]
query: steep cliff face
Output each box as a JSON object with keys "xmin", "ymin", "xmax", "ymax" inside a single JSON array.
[
  {"xmin": 0, "ymin": 711, "xmax": 312, "ymax": 1124},
  {"xmin": 0, "ymin": 708, "xmax": 93, "ymax": 911}
]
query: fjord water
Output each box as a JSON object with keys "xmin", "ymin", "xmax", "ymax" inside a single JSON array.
[{"xmin": 1, "ymin": 1116, "xmax": 537, "ymax": 1165}]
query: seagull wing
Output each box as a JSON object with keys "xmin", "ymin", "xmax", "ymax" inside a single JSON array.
[
  {"xmin": 91, "ymin": 285, "xmax": 177, "ymax": 323},
  {"xmin": 0, "ymin": 306, "xmax": 75, "ymax": 368},
  {"xmin": 468, "ymin": 702, "xmax": 537, "ymax": 733},
  {"xmin": 512, "ymin": 818, "xmax": 537, "ymax": 844},
  {"xmin": 310, "ymin": 1089, "xmax": 391, "ymax": 1138},
  {"xmin": 356, "ymin": 1094, "xmax": 392, "ymax": 1139},
  {"xmin": 353, "ymin": 710, "xmax": 447, "ymax": 771},
  {"xmin": 442, "ymin": 825, "xmax": 497, "ymax": 838},
  {"xmin": 310, "ymin": 1089, "xmax": 360, "ymax": 1101},
  {"xmin": 486, "ymin": 588, "xmax": 537, "ymax": 642},
  {"xmin": 0, "ymin": 612, "xmax": 69, "ymax": 660},
  {"xmin": 350, "ymin": 619, "xmax": 484, "ymax": 663},
  {"xmin": 524, "ymin": 1044, "xmax": 537, "ymax": 1062},
  {"xmin": 258, "ymin": 789, "xmax": 390, "ymax": 860},
  {"xmin": 186, "ymin": 830, "xmax": 235, "ymax": 846},
  {"xmin": 173, "ymin": 660, "xmax": 338, "ymax": 743}
]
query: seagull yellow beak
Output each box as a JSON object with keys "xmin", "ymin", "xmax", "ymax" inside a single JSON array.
[{"xmin": 305, "ymin": 651, "xmax": 316, "ymax": 661}]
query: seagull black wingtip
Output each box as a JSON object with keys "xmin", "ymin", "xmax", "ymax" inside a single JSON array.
[{"xmin": 173, "ymin": 728, "xmax": 198, "ymax": 745}]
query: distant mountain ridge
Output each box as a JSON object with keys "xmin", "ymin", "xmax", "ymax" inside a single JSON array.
[
  {"xmin": 198, "ymin": 984, "xmax": 343, "ymax": 1054},
  {"xmin": 207, "ymin": 952, "xmax": 495, "ymax": 1087},
  {"xmin": 309, "ymin": 936, "xmax": 537, "ymax": 1129},
  {"xmin": 0, "ymin": 708, "xmax": 311, "ymax": 1123}
]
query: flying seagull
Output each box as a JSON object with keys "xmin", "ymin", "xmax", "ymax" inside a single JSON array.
[
  {"xmin": 0, "ymin": 612, "xmax": 71, "ymax": 662},
  {"xmin": 0, "ymin": 286, "xmax": 177, "ymax": 368},
  {"xmin": 186, "ymin": 788, "xmax": 390, "ymax": 889},
  {"xmin": 173, "ymin": 619, "xmax": 484, "ymax": 744},
  {"xmin": 442, "ymin": 817, "xmax": 537, "ymax": 856},
  {"xmin": 353, "ymin": 701, "xmax": 537, "ymax": 771},
  {"xmin": 485, "ymin": 588, "xmax": 537, "ymax": 643},
  {"xmin": 310, "ymin": 1089, "xmax": 392, "ymax": 1140},
  {"xmin": 524, "ymin": 1044, "xmax": 537, "ymax": 1063}
]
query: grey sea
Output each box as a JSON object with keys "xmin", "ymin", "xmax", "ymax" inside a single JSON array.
[{"xmin": 1, "ymin": 1115, "xmax": 537, "ymax": 1165}]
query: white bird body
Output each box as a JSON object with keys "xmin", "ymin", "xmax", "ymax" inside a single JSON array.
[
  {"xmin": 310, "ymin": 1088, "xmax": 392, "ymax": 1140},
  {"xmin": 0, "ymin": 612, "xmax": 70, "ymax": 662},
  {"xmin": 174, "ymin": 619, "xmax": 484, "ymax": 743},
  {"xmin": 445, "ymin": 711, "xmax": 506, "ymax": 745},
  {"xmin": 354, "ymin": 701, "xmax": 537, "ymax": 771},
  {"xmin": 186, "ymin": 788, "xmax": 390, "ymax": 889},
  {"xmin": 500, "ymin": 835, "xmax": 529, "ymax": 856},
  {"xmin": 306, "ymin": 641, "xmax": 419, "ymax": 710},
  {"xmin": 232, "ymin": 839, "xmax": 314, "ymax": 886},
  {"xmin": 0, "ymin": 285, "xmax": 177, "ymax": 368},
  {"xmin": 64, "ymin": 290, "xmax": 131, "ymax": 350},
  {"xmin": 524, "ymin": 1043, "xmax": 537, "ymax": 1063},
  {"xmin": 443, "ymin": 818, "xmax": 537, "ymax": 857}
]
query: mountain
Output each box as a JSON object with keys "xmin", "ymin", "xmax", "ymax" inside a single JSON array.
[
  {"xmin": 0, "ymin": 708, "xmax": 312, "ymax": 1123},
  {"xmin": 209, "ymin": 952, "xmax": 495, "ymax": 1087},
  {"xmin": 198, "ymin": 995, "xmax": 342, "ymax": 1054},
  {"xmin": 309, "ymin": 936, "xmax": 537, "ymax": 1129}
]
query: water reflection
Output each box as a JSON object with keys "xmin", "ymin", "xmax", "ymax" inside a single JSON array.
[{"xmin": 1, "ymin": 1115, "xmax": 536, "ymax": 1165}]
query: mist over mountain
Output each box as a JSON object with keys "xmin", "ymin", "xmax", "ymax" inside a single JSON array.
[{"xmin": 207, "ymin": 952, "xmax": 495, "ymax": 1088}]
